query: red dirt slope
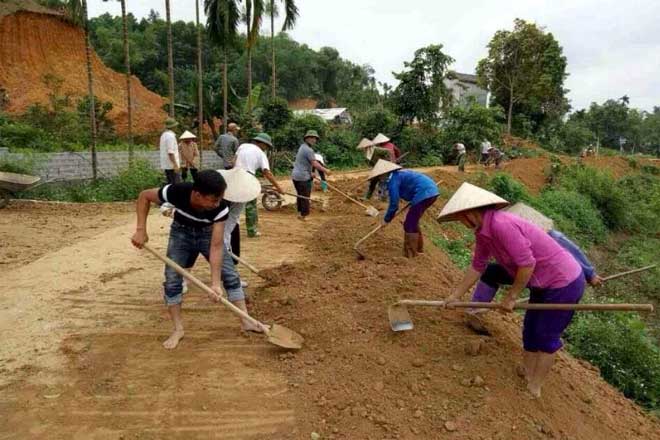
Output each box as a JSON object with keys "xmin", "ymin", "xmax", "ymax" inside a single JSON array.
[{"xmin": 0, "ymin": 11, "xmax": 167, "ymax": 136}]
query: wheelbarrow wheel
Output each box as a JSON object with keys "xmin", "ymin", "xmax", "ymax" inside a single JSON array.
[
  {"xmin": 262, "ymin": 191, "xmax": 282, "ymax": 211},
  {"xmin": 0, "ymin": 189, "xmax": 10, "ymax": 209}
]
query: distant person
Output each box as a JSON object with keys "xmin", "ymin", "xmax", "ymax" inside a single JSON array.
[
  {"xmin": 178, "ymin": 130, "xmax": 200, "ymax": 182},
  {"xmin": 291, "ymin": 130, "xmax": 331, "ymax": 221},
  {"xmin": 234, "ymin": 133, "xmax": 283, "ymax": 238},
  {"xmin": 480, "ymin": 139, "xmax": 492, "ymax": 164},
  {"xmin": 373, "ymin": 133, "xmax": 402, "ymax": 163},
  {"xmin": 130, "ymin": 170, "xmax": 260, "ymax": 350},
  {"xmin": 488, "ymin": 147, "xmax": 505, "ymax": 169},
  {"xmin": 454, "ymin": 142, "xmax": 466, "ymax": 172},
  {"xmin": 356, "ymin": 138, "xmax": 391, "ymax": 201},
  {"xmin": 368, "ymin": 160, "xmax": 439, "ymax": 258},
  {"xmin": 160, "ymin": 118, "xmax": 181, "ymax": 185},
  {"xmin": 214, "ymin": 122, "xmax": 240, "ymax": 169}
]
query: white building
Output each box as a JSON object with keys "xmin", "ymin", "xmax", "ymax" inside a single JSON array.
[
  {"xmin": 444, "ymin": 72, "xmax": 490, "ymax": 108},
  {"xmin": 292, "ymin": 107, "xmax": 353, "ymax": 125}
]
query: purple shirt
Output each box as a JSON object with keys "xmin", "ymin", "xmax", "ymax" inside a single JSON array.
[{"xmin": 472, "ymin": 210, "xmax": 581, "ymax": 289}]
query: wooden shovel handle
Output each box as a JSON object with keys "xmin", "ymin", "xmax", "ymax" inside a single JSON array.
[
  {"xmin": 602, "ymin": 264, "xmax": 657, "ymax": 282},
  {"xmin": 320, "ymin": 178, "xmax": 372, "ymax": 210},
  {"xmin": 354, "ymin": 202, "xmax": 412, "ymax": 250},
  {"xmin": 142, "ymin": 244, "xmax": 267, "ymax": 331},
  {"xmin": 229, "ymin": 251, "xmax": 262, "ymax": 276},
  {"xmin": 283, "ymin": 191, "xmax": 312, "ymax": 201},
  {"xmin": 448, "ymin": 301, "xmax": 654, "ymax": 312}
]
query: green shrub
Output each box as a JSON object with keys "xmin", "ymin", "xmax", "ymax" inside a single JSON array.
[
  {"xmin": 316, "ymin": 128, "xmax": 363, "ymax": 169},
  {"xmin": 260, "ymin": 98, "xmax": 292, "ymax": 132},
  {"xmin": 398, "ymin": 124, "xmax": 445, "ymax": 166},
  {"xmin": 0, "ymin": 121, "xmax": 53, "ymax": 151},
  {"xmin": 566, "ymin": 311, "xmax": 660, "ymax": 410},
  {"xmin": 534, "ymin": 189, "xmax": 607, "ymax": 245},
  {"xmin": 271, "ymin": 114, "xmax": 327, "ymax": 151},
  {"xmin": 353, "ymin": 108, "xmax": 398, "ymax": 140},
  {"xmin": 627, "ymin": 157, "xmax": 639, "ymax": 169},
  {"xmin": 487, "ymin": 173, "xmax": 530, "ymax": 204},
  {"xmin": 0, "ymin": 155, "xmax": 39, "ymax": 174},
  {"xmin": 429, "ymin": 223, "xmax": 474, "ymax": 269}
]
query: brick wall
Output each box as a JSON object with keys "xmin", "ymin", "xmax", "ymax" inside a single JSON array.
[{"xmin": 0, "ymin": 149, "xmax": 224, "ymax": 181}]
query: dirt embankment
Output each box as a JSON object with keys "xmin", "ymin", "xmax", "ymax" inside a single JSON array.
[{"xmin": 0, "ymin": 11, "xmax": 167, "ymax": 137}]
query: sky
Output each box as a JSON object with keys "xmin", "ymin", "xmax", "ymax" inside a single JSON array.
[{"xmin": 88, "ymin": 0, "xmax": 660, "ymax": 112}]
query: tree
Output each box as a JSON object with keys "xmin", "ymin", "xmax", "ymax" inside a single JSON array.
[
  {"xmin": 66, "ymin": 0, "xmax": 98, "ymax": 179},
  {"xmin": 165, "ymin": 0, "xmax": 175, "ymax": 117},
  {"xmin": 477, "ymin": 19, "xmax": 568, "ymax": 134},
  {"xmin": 243, "ymin": 0, "xmax": 264, "ymax": 111},
  {"xmin": 102, "ymin": 0, "xmax": 134, "ymax": 159},
  {"xmin": 268, "ymin": 0, "xmax": 298, "ymax": 98},
  {"xmin": 195, "ymin": 0, "xmax": 204, "ymax": 163},
  {"xmin": 205, "ymin": 0, "xmax": 240, "ymax": 133},
  {"xmin": 440, "ymin": 100, "xmax": 504, "ymax": 152},
  {"xmin": 390, "ymin": 44, "xmax": 454, "ymax": 125}
]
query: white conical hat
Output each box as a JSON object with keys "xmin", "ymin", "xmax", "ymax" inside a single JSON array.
[
  {"xmin": 216, "ymin": 168, "xmax": 261, "ymax": 203},
  {"xmin": 179, "ymin": 130, "xmax": 197, "ymax": 140},
  {"xmin": 356, "ymin": 138, "xmax": 374, "ymax": 150},
  {"xmin": 505, "ymin": 202, "xmax": 554, "ymax": 232},
  {"xmin": 372, "ymin": 133, "xmax": 390, "ymax": 144},
  {"xmin": 437, "ymin": 182, "xmax": 509, "ymax": 222},
  {"xmin": 368, "ymin": 159, "xmax": 402, "ymax": 180}
]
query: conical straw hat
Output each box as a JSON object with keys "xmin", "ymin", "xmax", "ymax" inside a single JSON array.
[
  {"xmin": 437, "ymin": 182, "xmax": 509, "ymax": 222},
  {"xmin": 372, "ymin": 133, "xmax": 390, "ymax": 144},
  {"xmin": 356, "ymin": 138, "xmax": 374, "ymax": 150},
  {"xmin": 179, "ymin": 130, "xmax": 196, "ymax": 140},
  {"xmin": 216, "ymin": 168, "xmax": 262, "ymax": 203},
  {"xmin": 505, "ymin": 202, "xmax": 554, "ymax": 232},
  {"xmin": 368, "ymin": 159, "xmax": 402, "ymax": 180}
]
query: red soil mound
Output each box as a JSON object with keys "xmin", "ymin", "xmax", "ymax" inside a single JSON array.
[
  {"xmin": 254, "ymin": 180, "xmax": 660, "ymax": 439},
  {"xmin": 0, "ymin": 12, "xmax": 167, "ymax": 137}
]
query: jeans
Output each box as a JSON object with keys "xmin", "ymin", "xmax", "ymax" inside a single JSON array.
[
  {"xmin": 163, "ymin": 222, "xmax": 244, "ymax": 305},
  {"xmin": 164, "ymin": 169, "xmax": 181, "ymax": 185},
  {"xmin": 293, "ymin": 179, "xmax": 313, "ymax": 216}
]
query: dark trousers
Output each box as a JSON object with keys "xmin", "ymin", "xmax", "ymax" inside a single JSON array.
[
  {"xmin": 181, "ymin": 168, "xmax": 198, "ymax": 182},
  {"xmin": 293, "ymin": 179, "xmax": 313, "ymax": 216},
  {"xmin": 231, "ymin": 223, "xmax": 240, "ymax": 260},
  {"xmin": 164, "ymin": 169, "xmax": 181, "ymax": 185}
]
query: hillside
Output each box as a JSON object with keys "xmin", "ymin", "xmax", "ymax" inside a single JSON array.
[{"xmin": 0, "ymin": 8, "xmax": 167, "ymax": 136}]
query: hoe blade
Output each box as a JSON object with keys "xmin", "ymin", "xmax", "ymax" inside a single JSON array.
[{"xmin": 388, "ymin": 303, "xmax": 414, "ymax": 332}]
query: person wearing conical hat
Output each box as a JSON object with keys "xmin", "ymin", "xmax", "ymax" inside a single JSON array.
[
  {"xmin": 373, "ymin": 133, "xmax": 402, "ymax": 163},
  {"xmin": 178, "ymin": 130, "xmax": 200, "ymax": 182},
  {"xmin": 160, "ymin": 117, "xmax": 181, "ymax": 185},
  {"xmin": 438, "ymin": 183, "xmax": 587, "ymax": 398},
  {"xmin": 464, "ymin": 202, "xmax": 602, "ymax": 334},
  {"xmin": 131, "ymin": 170, "xmax": 262, "ymax": 350},
  {"xmin": 234, "ymin": 133, "xmax": 283, "ymax": 238},
  {"xmin": 369, "ymin": 160, "xmax": 439, "ymax": 258},
  {"xmin": 357, "ymin": 138, "xmax": 391, "ymax": 200},
  {"xmin": 291, "ymin": 130, "xmax": 331, "ymax": 221}
]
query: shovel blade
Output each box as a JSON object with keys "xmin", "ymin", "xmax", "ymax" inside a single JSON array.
[
  {"xmin": 267, "ymin": 324, "xmax": 305, "ymax": 350},
  {"xmin": 366, "ymin": 206, "xmax": 379, "ymax": 217},
  {"xmin": 388, "ymin": 303, "xmax": 414, "ymax": 332}
]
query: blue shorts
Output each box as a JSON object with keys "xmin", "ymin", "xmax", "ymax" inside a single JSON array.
[{"xmin": 163, "ymin": 222, "xmax": 244, "ymax": 305}]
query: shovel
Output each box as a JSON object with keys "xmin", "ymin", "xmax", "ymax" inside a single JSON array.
[
  {"xmin": 354, "ymin": 202, "xmax": 412, "ymax": 260},
  {"xmin": 319, "ymin": 178, "xmax": 379, "ymax": 217},
  {"xmin": 388, "ymin": 299, "xmax": 655, "ymax": 332},
  {"xmin": 283, "ymin": 191, "xmax": 329, "ymax": 211},
  {"xmin": 142, "ymin": 244, "xmax": 303, "ymax": 349},
  {"xmin": 229, "ymin": 251, "xmax": 281, "ymax": 285}
]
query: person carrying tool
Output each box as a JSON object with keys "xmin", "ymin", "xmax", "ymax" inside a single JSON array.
[
  {"xmin": 369, "ymin": 160, "xmax": 439, "ymax": 258},
  {"xmin": 480, "ymin": 139, "xmax": 492, "ymax": 164},
  {"xmin": 291, "ymin": 130, "xmax": 331, "ymax": 221},
  {"xmin": 373, "ymin": 133, "xmax": 402, "ymax": 162},
  {"xmin": 131, "ymin": 170, "xmax": 261, "ymax": 350},
  {"xmin": 438, "ymin": 183, "xmax": 586, "ymax": 398},
  {"xmin": 454, "ymin": 142, "xmax": 466, "ymax": 172},
  {"xmin": 178, "ymin": 130, "xmax": 200, "ymax": 182},
  {"xmin": 357, "ymin": 138, "xmax": 391, "ymax": 201},
  {"xmin": 234, "ymin": 133, "xmax": 283, "ymax": 238}
]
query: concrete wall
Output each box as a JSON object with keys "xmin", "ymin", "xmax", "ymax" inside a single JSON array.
[
  {"xmin": 444, "ymin": 78, "xmax": 490, "ymax": 108},
  {"xmin": 0, "ymin": 149, "xmax": 224, "ymax": 180}
]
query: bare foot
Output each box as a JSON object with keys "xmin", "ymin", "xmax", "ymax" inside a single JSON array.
[
  {"xmin": 163, "ymin": 329, "xmax": 185, "ymax": 349},
  {"xmin": 242, "ymin": 320, "xmax": 268, "ymax": 333},
  {"xmin": 527, "ymin": 382, "xmax": 542, "ymax": 399}
]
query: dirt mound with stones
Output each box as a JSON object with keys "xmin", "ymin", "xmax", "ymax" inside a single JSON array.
[
  {"xmin": 0, "ymin": 11, "xmax": 167, "ymax": 137},
  {"xmin": 252, "ymin": 177, "xmax": 660, "ymax": 439}
]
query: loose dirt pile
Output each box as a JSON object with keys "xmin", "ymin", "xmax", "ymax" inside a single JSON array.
[
  {"xmin": 0, "ymin": 10, "xmax": 167, "ymax": 136},
  {"xmin": 251, "ymin": 182, "xmax": 660, "ymax": 439}
]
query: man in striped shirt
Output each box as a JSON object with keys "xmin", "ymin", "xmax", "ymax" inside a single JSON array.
[{"xmin": 131, "ymin": 170, "xmax": 259, "ymax": 349}]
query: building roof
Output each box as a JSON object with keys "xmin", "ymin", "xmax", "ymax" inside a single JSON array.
[
  {"xmin": 450, "ymin": 72, "xmax": 479, "ymax": 84},
  {"xmin": 0, "ymin": 0, "xmax": 62, "ymax": 19},
  {"xmin": 293, "ymin": 107, "xmax": 350, "ymax": 121}
]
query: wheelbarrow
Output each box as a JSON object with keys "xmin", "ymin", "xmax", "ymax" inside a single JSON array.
[{"xmin": 0, "ymin": 171, "xmax": 41, "ymax": 209}]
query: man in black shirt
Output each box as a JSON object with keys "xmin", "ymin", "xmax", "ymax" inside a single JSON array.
[{"xmin": 131, "ymin": 170, "xmax": 262, "ymax": 349}]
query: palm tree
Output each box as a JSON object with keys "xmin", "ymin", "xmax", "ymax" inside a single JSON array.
[
  {"xmin": 66, "ymin": 0, "xmax": 98, "ymax": 179},
  {"xmin": 165, "ymin": 0, "xmax": 175, "ymax": 117},
  {"xmin": 204, "ymin": 0, "xmax": 239, "ymax": 134},
  {"xmin": 103, "ymin": 0, "xmax": 134, "ymax": 160},
  {"xmin": 268, "ymin": 0, "xmax": 298, "ymax": 98},
  {"xmin": 195, "ymin": 0, "xmax": 204, "ymax": 166},
  {"xmin": 244, "ymin": 0, "xmax": 264, "ymax": 111}
]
